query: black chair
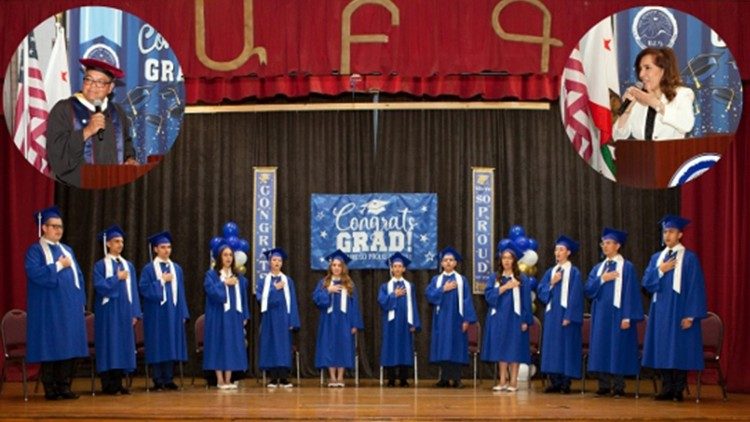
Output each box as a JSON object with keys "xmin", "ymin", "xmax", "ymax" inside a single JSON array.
[
  {"xmin": 467, "ymin": 322, "xmax": 481, "ymax": 387},
  {"xmin": 580, "ymin": 313, "xmax": 591, "ymax": 394},
  {"xmin": 191, "ymin": 314, "xmax": 205, "ymax": 386},
  {"xmin": 696, "ymin": 311, "xmax": 728, "ymax": 402},
  {"xmin": 0, "ymin": 309, "xmax": 30, "ymax": 401},
  {"xmin": 528, "ymin": 315, "xmax": 542, "ymax": 389}
]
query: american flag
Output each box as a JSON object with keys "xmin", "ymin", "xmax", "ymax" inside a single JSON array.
[{"xmin": 13, "ymin": 31, "xmax": 50, "ymax": 175}]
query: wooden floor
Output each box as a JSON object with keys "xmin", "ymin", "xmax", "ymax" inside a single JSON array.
[{"xmin": 0, "ymin": 378, "xmax": 745, "ymax": 421}]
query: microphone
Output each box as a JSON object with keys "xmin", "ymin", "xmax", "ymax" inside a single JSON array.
[
  {"xmin": 93, "ymin": 100, "xmax": 104, "ymax": 141},
  {"xmin": 617, "ymin": 81, "xmax": 644, "ymax": 114}
]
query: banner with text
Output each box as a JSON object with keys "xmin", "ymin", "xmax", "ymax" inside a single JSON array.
[
  {"xmin": 310, "ymin": 193, "xmax": 437, "ymax": 270},
  {"xmin": 472, "ymin": 168, "xmax": 495, "ymax": 295},
  {"xmin": 252, "ymin": 167, "xmax": 277, "ymax": 293}
]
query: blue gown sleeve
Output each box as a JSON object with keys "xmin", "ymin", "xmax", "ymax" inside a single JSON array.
[
  {"xmin": 682, "ymin": 252, "xmax": 708, "ymax": 320},
  {"xmin": 461, "ymin": 276, "xmax": 478, "ymax": 323},
  {"xmin": 24, "ymin": 245, "xmax": 60, "ymax": 289},
  {"xmin": 377, "ymin": 283, "xmax": 397, "ymax": 311},
  {"xmin": 424, "ymin": 276, "xmax": 443, "ymax": 306},
  {"xmin": 176, "ymin": 266, "xmax": 189, "ymax": 320},
  {"xmin": 350, "ymin": 288, "xmax": 365, "ymax": 330},
  {"xmin": 621, "ymin": 261, "xmax": 644, "ymax": 321},
  {"xmin": 312, "ymin": 280, "xmax": 331, "ymax": 310},
  {"xmin": 94, "ymin": 260, "xmax": 120, "ymax": 298},
  {"xmin": 537, "ymin": 269, "xmax": 553, "ymax": 304},
  {"xmin": 584, "ymin": 263, "xmax": 604, "ymax": 300},
  {"xmin": 484, "ymin": 273, "xmax": 500, "ymax": 307},
  {"xmin": 255, "ymin": 277, "xmax": 264, "ymax": 302},
  {"xmin": 641, "ymin": 254, "xmax": 662, "ymax": 294},
  {"xmin": 139, "ymin": 264, "xmax": 164, "ymax": 302},
  {"xmin": 204, "ymin": 270, "xmax": 228, "ymax": 304},
  {"xmin": 240, "ymin": 276, "xmax": 251, "ymax": 321},
  {"xmin": 288, "ymin": 278, "xmax": 301, "ymax": 330},
  {"xmin": 563, "ymin": 267, "xmax": 584, "ymax": 324},
  {"xmin": 128, "ymin": 262, "xmax": 143, "ymax": 319},
  {"xmin": 410, "ymin": 284, "xmax": 422, "ymax": 331},
  {"xmin": 522, "ymin": 276, "xmax": 534, "ymax": 325}
]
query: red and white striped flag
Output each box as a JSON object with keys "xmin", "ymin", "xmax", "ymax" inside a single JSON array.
[
  {"xmin": 560, "ymin": 17, "xmax": 620, "ymax": 181},
  {"xmin": 13, "ymin": 31, "xmax": 50, "ymax": 175}
]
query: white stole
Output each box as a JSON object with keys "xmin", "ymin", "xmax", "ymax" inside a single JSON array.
[
  {"xmin": 386, "ymin": 278, "xmax": 413, "ymax": 325},
  {"xmin": 435, "ymin": 271, "xmax": 464, "ymax": 316},
  {"xmin": 102, "ymin": 255, "xmax": 132, "ymax": 305},
  {"xmin": 327, "ymin": 279, "xmax": 348, "ymax": 314},
  {"xmin": 596, "ymin": 255, "xmax": 624, "ymax": 308},
  {"xmin": 153, "ymin": 258, "xmax": 178, "ymax": 306},
  {"xmin": 261, "ymin": 272, "xmax": 290, "ymax": 314},
  {"xmin": 39, "ymin": 239, "xmax": 80, "ymax": 289},
  {"xmin": 220, "ymin": 269, "xmax": 243, "ymax": 313},
  {"xmin": 491, "ymin": 275, "xmax": 521, "ymax": 316},
  {"xmin": 546, "ymin": 262, "xmax": 571, "ymax": 313},
  {"xmin": 653, "ymin": 244, "xmax": 685, "ymax": 303}
]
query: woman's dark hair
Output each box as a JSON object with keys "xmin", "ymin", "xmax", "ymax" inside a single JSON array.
[
  {"xmin": 213, "ymin": 245, "xmax": 237, "ymax": 277},
  {"xmin": 496, "ymin": 250, "xmax": 522, "ymax": 283},
  {"xmin": 635, "ymin": 47, "xmax": 683, "ymax": 102}
]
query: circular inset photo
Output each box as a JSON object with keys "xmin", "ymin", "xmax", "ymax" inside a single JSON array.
[
  {"xmin": 2, "ymin": 6, "xmax": 185, "ymax": 188},
  {"xmin": 559, "ymin": 6, "xmax": 742, "ymax": 189}
]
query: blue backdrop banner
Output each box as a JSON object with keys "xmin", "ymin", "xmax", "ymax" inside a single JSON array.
[
  {"xmin": 310, "ymin": 193, "xmax": 438, "ymax": 270},
  {"xmin": 471, "ymin": 168, "xmax": 495, "ymax": 294},
  {"xmin": 252, "ymin": 167, "xmax": 277, "ymax": 292}
]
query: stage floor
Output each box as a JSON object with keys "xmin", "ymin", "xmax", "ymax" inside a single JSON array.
[{"xmin": 0, "ymin": 378, "xmax": 744, "ymax": 421}]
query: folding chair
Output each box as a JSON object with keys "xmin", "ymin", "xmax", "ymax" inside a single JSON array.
[
  {"xmin": 191, "ymin": 314, "xmax": 205, "ymax": 387},
  {"xmin": 1, "ymin": 309, "xmax": 30, "ymax": 401},
  {"xmin": 580, "ymin": 313, "xmax": 591, "ymax": 394},
  {"xmin": 85, "ymin": 312, "xmax": 96, "ymax": 395},
  {"xmin": 467, "ymin": 322, "xmax": 481, "ymax": 387},
  {"xmin": 528, "ymin": 315, "xmax": 542, "ymax": 390},
  {"xmin": 696, "ymin": 311, "xmax": 728, "ymax": 403}
]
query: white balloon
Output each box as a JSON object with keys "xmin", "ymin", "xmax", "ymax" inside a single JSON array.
[
  {"xmin": 519, "ymin": 250, "xmax": 538, "ymax": 266},
  {"xmin": 234, "ymin": 251, "xmax": 248, "ymax": 266}
]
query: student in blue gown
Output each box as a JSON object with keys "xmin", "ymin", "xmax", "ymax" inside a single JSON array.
[
  {"xmin": 538, "ymin": 235, "xmax": 584, "ymax": 394},
  {"xmin": 93, "ymin": 225, "xmax": 142, "ymax": 395},
  {"xmin": 203, "ymin": 241, "xmax": 250, "ymax": 390},
  {"xmin": 585, "ymin": 228, "xmax": 643, "ymax": 397},
  {"xmin": 378, "ymin": 252, "xmax": 421, "ymax": 387},
  {"xmin": 642, "ymin": 215, "xmax": 707, "ymax": 402},
  {"xmin": 313, "ymin": 250, "xmax": 364, "ymax": 387},
  {"xmin": 482, "ymin": 241, "xmax": 533, "ymax": 393},
  {"xmin": 425, "ymin": 247, "xmax": 477, "ymax": 388},
  {"xmin": 139, "ymin": 231, "xmax": 189, "ymax": 391},
  {"xmin": 257, "ymin": 247, "xmax": 300, "ymax": 388},
  {"xmin": 25, "ymin": 206, "xmax": 87, "ymax": 400}
]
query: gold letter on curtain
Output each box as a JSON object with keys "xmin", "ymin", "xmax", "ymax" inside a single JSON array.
[
  {"xmin": 491, "ymin": 0, "xmax": 562, "ymax": 73},
  {"xmin": 195, "ymin": 0, "xmax": 267, "ymax": 71},
  {"xmin": 341, "ymin": 0, "xmax": 400, "ymax": 75}
]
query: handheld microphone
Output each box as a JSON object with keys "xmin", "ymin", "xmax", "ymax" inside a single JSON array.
[
  {"xmin": 617, "ymin": 81, "xmax": 644, "ymax": 114},
  {"xmin": 93, "ymin": 99, "xmax": 104, "ymax": 141}
]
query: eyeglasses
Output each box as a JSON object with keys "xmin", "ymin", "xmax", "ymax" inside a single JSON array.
[
  {"xmin": 83, "ymin": 76, "xmax": 113, "ymax": 88},
  {"xmin": 45, "ymin": 224, "xmax": 64, "ymax": 230}
]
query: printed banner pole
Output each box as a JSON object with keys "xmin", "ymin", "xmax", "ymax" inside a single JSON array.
[
  {"xmin": 252, "ymin": 167, "xmax": 277, "ymax": 294},
  {"xmin": 471, "ymin": 167, "xmax": 495, "ymax": 295}
]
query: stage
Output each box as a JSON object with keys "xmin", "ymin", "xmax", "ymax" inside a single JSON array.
[{"xmin": 0, "ymin": 378, "xmax": 742, "ymax": 420}]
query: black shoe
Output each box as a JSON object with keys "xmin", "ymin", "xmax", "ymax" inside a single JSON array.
[
  {"xmin": 44, "ymin": 391, "xmax": 61, "ymax": 401},
  {"xmin": 399, "ymin": 380, "xmax": 409, "ymax": 387},
  {"xmin": 102, "ymin": 387, "xmax": 119, "ymax": 395},
  {"xmin": 560, "ymin": 387, "xmax": 571, "ymax": 394},
  {"xmin": 544, "ymin": 385, "xmax": 561, "ymax": 393},
  {"xmin": 673, "ymin": 392, "xmax": 684, "ymax": 402},
  {"xmin": 152, "ymin": 383, "xmax": 165, "ymax": 391},
  {"xmin": 434, "ymin": 380, "xmax": 449, "ymax": 388},
  {"xmin": 595, "ymin": 388, "xmax": 610, "ymax": 396},
  {"xmin": 451, "ymin": 380, "xmax": 465, "ymax": 389},
  {"xmin": 654, "ymin": 391, "xmax": 673, "ymax": 401},
  {"xmin": 58, "ymin": 390, "xmax": 79, "ymax": 400},
  {"xmin": 164, "ymin": 382, "xmax": 179, "ymax": 390},
  {"xmin": 386, "ymin": 379, "xmax": 396, "ymax": 387},
  {"xmin": 119, "ymin": 387, "xmax": 131, "ymax": 395},
  {"xmin": 612, "ymin": 389, "xmax": 626, "ymax": 398}
]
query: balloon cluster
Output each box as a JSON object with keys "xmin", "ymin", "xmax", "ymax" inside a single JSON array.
[
  {"xmin": 209, "ymin": 221, "xmax": 250, "ymax": 274},
  {"xmin": 499, "ymin": 225, "xmax": 540, "ymax": 312}
]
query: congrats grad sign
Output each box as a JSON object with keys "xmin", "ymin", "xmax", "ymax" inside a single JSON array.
[{"xmin": 310, "ymin": 193, "xmax": 437, "ymax": 270}]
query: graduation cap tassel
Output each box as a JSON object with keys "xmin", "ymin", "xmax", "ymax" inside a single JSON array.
[
  {"xmin": 102, "ymin": 233, "xmax": 108, "ymax": 258},
  {"xmin": 37, "ymin": 213, "xmax": 41, "ymax": 238}
]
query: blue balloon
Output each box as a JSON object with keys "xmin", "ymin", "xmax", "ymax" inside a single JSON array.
[
  {"xmin": 514, "ymin": 236, "xmax": 529, "ymax": 251},
  {"xmin": 508, "ymin": 225, "xmax": 526, "ymax": 239},
  {"xmin": 528, "ymin": 276, "xmax": 538, "ymax": 292},
  {"xmin": 226, "ymin": 236, "xmax": 241, "ymax": 250},
  {"xmin": 209, "ymin": 236, "xmax": 224, "ymax": 251},
  {"xmin": 238, "ymin": 239, "xmax": 250, "ymax": 253},
  {"xmin": 222, "ymin": 221, "xmax": 239, "ymax": 238},
  {"xmin": 528, "ymin": 238, "xmax": 539, "ymax": 252}
]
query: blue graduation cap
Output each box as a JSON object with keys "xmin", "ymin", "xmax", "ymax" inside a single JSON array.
[
  {"xmin": 659, "ymin": 214, "xmax": 690, "ymax": 231},
  {"xmin": 325, "ymin": 249, "xmax": 351, "ymax": 265},
  {"xmin": 386, "ymin": 252, "xmax": 411, "ymax": 268},
  {"xmin": 496, "ymin": 239, "xmax": 523, "ymax": 258},
  {"xmin": 212, "ymin": 240, "xmax": 233, "ymax": 258},
  {"xmin": 601, "ymin": 227, "xmax": 627, "ymax": 246},
  {"xmin": 34, "ymin": 205, "xmax": 62, "ymax": 238},
  {"xmin": 100, "ymin": 225, "xmax": 125, "ymax": 241},
  {"xmin": 263, "ymin": 247, "xmax": 288, "ymax": 261},
  {"xmin": 555, "ymin": 235, "xmax": 580, "ymax": 255},
  {"xmin": 147, "ymin": 231, "xmax": 172, "ymax": 247},
  {"xmin": 438, "ymin": 246, "xmax": 463, "ymax": 263}
]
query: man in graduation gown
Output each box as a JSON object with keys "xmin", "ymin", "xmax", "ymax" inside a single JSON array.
[
  {"xmin": 642, "ymin": 215, "xmax": 707, "ymax": 402},
  {"xmin": 139, "ymin": 231, "xmax": 189, "ymax": 390},
  {"xmin": 24, "ymin": 206, "xmax": 87, "ymax": 400},
  {"xmin": 257, "ymin": 247, "xmax": 300, "ymax": 388},
  {"xmin": 93, "ymin": 225, "xmax": 142, "ymax": 395},
  {"xmin": 585, "ymin": 228, "xmax": 644, "ymax": 397},
  {"xmin": 425, "ymin": 247, "xmax": 477, "ymax": 388},
  {"xmin": 46, "ymin": 58, "xmax": 136, "ymax": 187},
  {"xmin": 378, "ymin": 252, "xmax": 421, "ymax": 387},
  {"xmin": 538, "ymin": 235, "xmax": 584, "ymax": 394}
]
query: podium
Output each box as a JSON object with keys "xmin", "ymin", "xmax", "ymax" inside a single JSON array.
[
  {"xmin": 615, "ymin": 134, "xmax": 733, "ymax": 188},
  {"xmin": 81, "ymin": 156, "xmax": 162, "ymax": 189}
]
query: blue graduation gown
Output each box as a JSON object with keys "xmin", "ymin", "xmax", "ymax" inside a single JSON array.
[
  {"xmin": 481, "ymin": 273, "xmax": 533, "ymax": 364},
  {"xmin": 24, "ymin": 242, "xmax": 87, "ymax": 363},
  {"xmin": 538, "ymin": 264, "xmax": 583, "ymax": 378},
  {"xmin": 313, "ymin": 280, "xmax": 364, "ymax": 369},
  {"xmin": 425, "ymin": 273, "xmax": 478, "ymax": 365},
  {"xmin": 256, "ymin": 275, "xmax": 301, "ymax": 370},
  {"xmin": 378, "ymin": 280, "xmax": 422, "ymax": 367},
  {"xmin": 585, "ymin": 259, "xmax": 643, "ymax": 376},
  {"xmin": 138, "ymin": 261, "xmax": 189, "ymax": 363},
  {"xmin": 642, "ymin": 248, "xmax": 707, "ymax": 370},
  {"xmin": 93, "ymin": 257, "xmax": 142, "ymax": 373},
  {"xmin": 203, "ymin": 270, "xmax": 250, "ymax": 371}
]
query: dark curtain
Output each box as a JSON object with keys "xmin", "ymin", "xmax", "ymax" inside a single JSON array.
[
  {"xmin": 52, "ymin": 107, "xmax": 678, "ymax": 380},
  {"xmin": 681, "ymin": 80, "xmax": 750, "ymax": 392}
]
